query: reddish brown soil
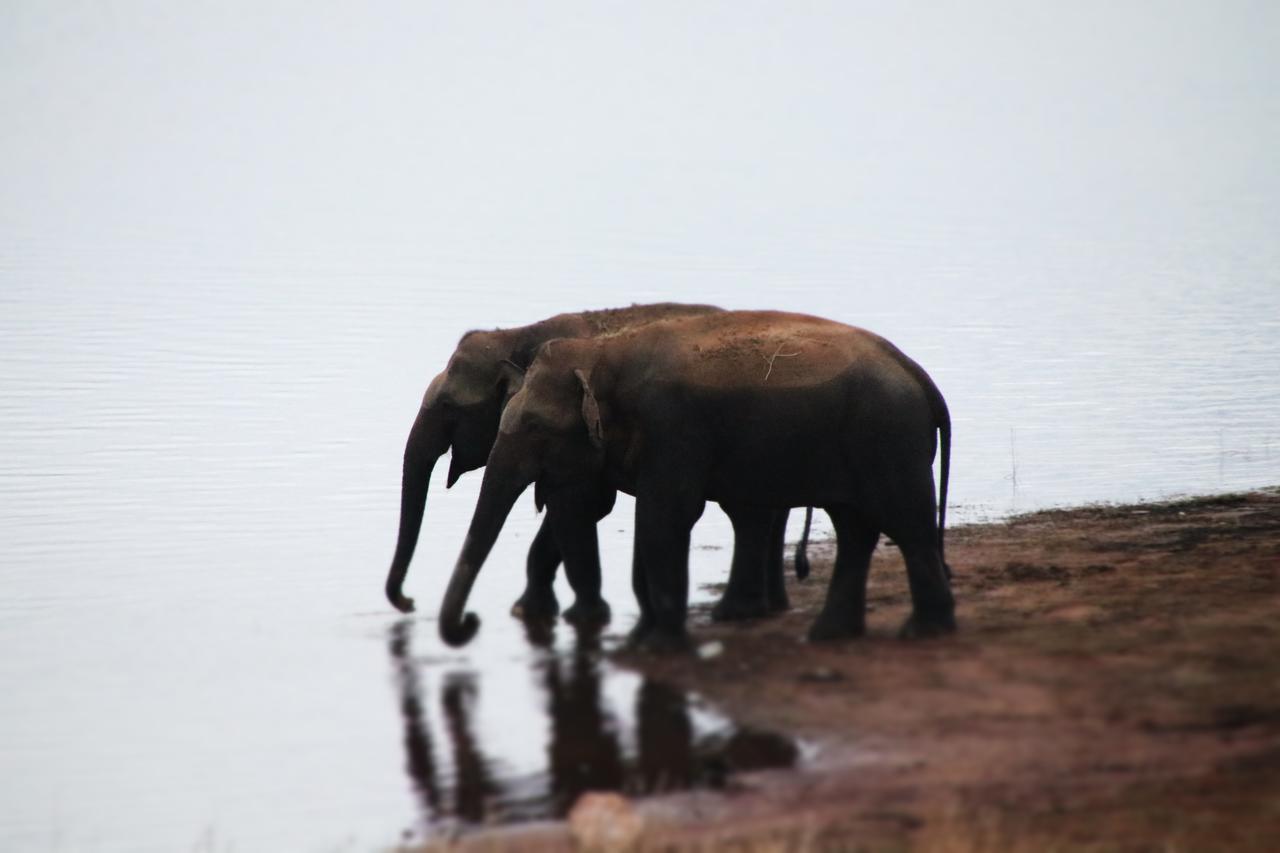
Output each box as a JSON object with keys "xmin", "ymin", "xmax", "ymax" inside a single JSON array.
[{"xmin": 418, "ymin": 489, "xmax": 1280, "ymax": 851}]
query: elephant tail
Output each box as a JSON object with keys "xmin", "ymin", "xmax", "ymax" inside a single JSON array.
[
  {"xmin": 936, "ymin": 395, "xmax": 951, "ymax": 577},
  {"xmin": 793, "ymin": 506, "xmax": 813, "ymax": 580},
  {"xmin": 882, "ymin": 341, "xmax": 952, "ymax": 576}
]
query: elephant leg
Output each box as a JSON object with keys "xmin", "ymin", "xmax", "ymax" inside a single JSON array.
[
  {"xmin": 631, "ymin": 485, "xmax": 705, "ymax": 652},
  {"xmin": 808, "ymin": 508, "xmax": 879, "ymax": 642},
  {"xmin": 547, "ymin": 488, "xmax": 611, "ymax": 627},
  {"xmin": 628, "ymin": 551, "xmax": 655, "ymax": 646},
  {"xmin": 897, "ymin": 541, "xmax": 956, "ymax": 638},
  {"xmin": 711, "ymin": 503, "xmax": 774, "ymax": 622},
  {"xmin": 876, "ymin": 465, "xmax": 955, "ymax": 638},
  {"xmin": 511, "ymin": 515, "xmax": 561, "ymax": 622},
  {"xmin": 765, "ymin": 508, "xmax": 790, "ymax": 613}
]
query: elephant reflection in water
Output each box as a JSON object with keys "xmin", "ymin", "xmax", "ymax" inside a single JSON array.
[
  {"xmin": 388, "ymin": 620, "xmax": 798, "ymax": 827},
  {"xmin": 632, "ymin": 679, "xmax": 800, "ymax": 794},
  {"xmin": 534, "ymin": 622, "xmax": 626, "ymax": 814},
  {"xmin": 543, "ymin": 629, "xmax": 719, "ymax": 799},
  {"xmin": 389, "ymin": 622, "xmax": 502, "ymax": 824},
  {"xmin": 634, "ymin": 679, "xmax": 695, "ymax": 793}
]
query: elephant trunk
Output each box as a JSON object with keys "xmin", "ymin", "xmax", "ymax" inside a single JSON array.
[
  {"xmin": 385, "ymin": 406, "xmax": 451, "ymax": 613},
  {"xmin": 439, "ymin": 448, "xmax": 535, "ymax": 646}
]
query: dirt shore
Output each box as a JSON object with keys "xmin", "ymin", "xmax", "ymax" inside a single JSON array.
[{"xmin": 416, "ymin": 489, "xmax": 1280, "ymax": 852}]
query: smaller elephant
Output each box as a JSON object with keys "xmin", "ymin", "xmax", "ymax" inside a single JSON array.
[
  {"xmin": 383, "ymin": 303, "xmax": 812, "ymax": 626},
  {"xmin": 438, "ymin": 310, "xmax": 953, "ymax": 650}
]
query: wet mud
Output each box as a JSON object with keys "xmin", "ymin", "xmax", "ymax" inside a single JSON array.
[{"xmin": 407, "ymin": 488, "xmax": 1280, "ymax": 851}]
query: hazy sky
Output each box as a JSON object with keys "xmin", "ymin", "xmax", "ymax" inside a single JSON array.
[{"xmin": 4, "ymin": 1, "xmax": 1277, "ymax": 265}]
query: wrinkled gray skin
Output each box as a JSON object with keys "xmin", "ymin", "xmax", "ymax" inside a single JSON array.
[
  {"xmin": 384, "ymin": 304, "xmax": 807, "ymax": 625},
  {"xmin": 439, "ymin": 310, "xmax": 954, "ymax": 651}
]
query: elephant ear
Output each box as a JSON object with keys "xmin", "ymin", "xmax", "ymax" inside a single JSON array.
[
  {"xmin": 496, "ymin": 359, "xmax": 525, "ymax": 406},
  {"xmin": 574, "ymin": 368, "xmax": 604, "ymax": 449}
]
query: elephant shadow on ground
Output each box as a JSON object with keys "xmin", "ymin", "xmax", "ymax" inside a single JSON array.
[{"xmin": 387, "ymin": 620, "xmax": 800, "ymax": 831}]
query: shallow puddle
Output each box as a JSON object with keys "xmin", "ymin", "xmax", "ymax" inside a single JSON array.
[{"xmin": 388, "ymin": 619, "xmax": 798, "ymax": 834}]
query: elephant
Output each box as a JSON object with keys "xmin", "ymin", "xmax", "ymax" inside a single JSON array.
[
  {"xmin": 383, "ymin": 303, "xmax": 813, "ymax": 625},
  {"xmin": 437, "ymin": 310, "xmax": 954, "ymax": 650}
]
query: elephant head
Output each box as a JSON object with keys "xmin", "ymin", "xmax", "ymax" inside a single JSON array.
[
  {"xmin": 438, "ymin": 341, "xmax": 608, "ymax": 646},
  {"xmin": 385, "ymin": 304, "xmax": 724, "ymax": 615},
  {"xmin": 384, "ymin": 331, "xmax": 528, "ymax": 613}
]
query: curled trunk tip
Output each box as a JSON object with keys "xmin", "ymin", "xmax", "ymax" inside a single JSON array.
[
  {"xmin": 439, "ymin": 612, "xmax": 480, "ymax": 647},
  {"xmin": 386, "ymin": 587, "xmax": 416, "ymax": 613}
]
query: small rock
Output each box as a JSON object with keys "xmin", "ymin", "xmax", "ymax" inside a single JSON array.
[
  {"xmin": 568, "ymin": 791, "xmax": 644, "ymax": 852},
  {"xmin": 697, "ymin": 640, "xmax": 725, "ymax": 660}
]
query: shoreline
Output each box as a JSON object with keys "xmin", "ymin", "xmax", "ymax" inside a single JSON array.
[{"xmin": 412, "ymin": 488, "xmax": 1280, "ymax": 851}]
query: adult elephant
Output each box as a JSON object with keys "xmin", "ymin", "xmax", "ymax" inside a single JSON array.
[
  {"xmin": 438, "ymin": 310, "xmax": 954, "ymax": 650},
  {"xmin": 384, "ymin": 304, "xmax": 810, "ymax": 624}
]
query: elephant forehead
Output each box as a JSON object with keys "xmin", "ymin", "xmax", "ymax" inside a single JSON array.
[
  {"xmin": 421, "ymin": 372, "xmax": 448, "ymax": 407},
  {"xmin": 498, "ymin": 385, "xmax": 575, "ymax": 434},
  {"xmin": 441, "ymin": 357, "xmax": 499, "ymax": 406}
]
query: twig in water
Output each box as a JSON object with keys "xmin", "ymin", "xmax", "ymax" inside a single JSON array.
[{"xmin": 1009, "ymin": 428, "xmax": 1018, "ymax": 493}]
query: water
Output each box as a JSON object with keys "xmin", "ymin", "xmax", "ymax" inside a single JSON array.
[
  {"xmin": 388, "ymin": 620, "xmax": 797, "ymax": 836},
  {"xmin": 3, "ymin": 3, "xmax": 1279, "ymax": 850}
]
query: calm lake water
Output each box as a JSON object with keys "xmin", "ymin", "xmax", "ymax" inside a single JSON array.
[{"xmin": 3, "ymin": 4, "xmax": 1279, "ymax": 851}]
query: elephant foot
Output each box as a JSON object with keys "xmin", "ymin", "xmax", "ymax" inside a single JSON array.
[
  {"xmin": 710, "ymin": 594, "xmax": 772, "ymax": 622},
  {"xmin": 898, "ymin": 611, "xmax": 957, "ymax": 640},
  {"xmin": 510, "ymin": 587, "xmax": 560, "ymax": 623},
  {"xmin": 631, "ymin": 626, "xmax": 692, "ymax": 655},
  {"xmin": 520, "ymin": 618, "xmax": 556, "ymax": 649},
  {"xmin": 626, "ymin": 617, "xmax": 653, "ymax": 648},
  {"xmin": 807, "ymin": 614, "xmax": 866, "ymax": 643},
  {"xmin": 563, "ymin": 596, "xmax": 612, "ymax": 627}
]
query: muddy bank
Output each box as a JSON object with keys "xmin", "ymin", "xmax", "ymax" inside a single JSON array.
[{"xmin": 410, "ymin": 489, "xmax": 1280, "ymax": 851}]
